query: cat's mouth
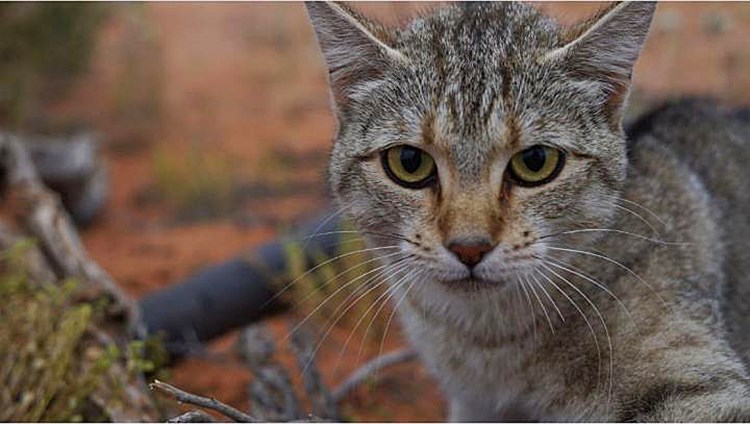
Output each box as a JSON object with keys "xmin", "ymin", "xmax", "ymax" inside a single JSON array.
[{"xmin": 437, "ymin": 275, "xmax": 507, "ymax": 292}]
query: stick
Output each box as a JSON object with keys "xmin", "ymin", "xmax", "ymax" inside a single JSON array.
[
  {"xmin": 332, "ymin": 348, "xmax": 418, "ymax": 402},
  {"xmin": 167, "ymin": 410, "xmax": 216, "ymax": 423},
  {"xmin": 151, "ymin": 379, "xmax": 257, "ymax": 423}
]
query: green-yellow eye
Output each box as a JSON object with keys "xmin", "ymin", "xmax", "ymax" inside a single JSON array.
[
  {"xmin": 508, "ymin": 145, "xmax": 565, "ymax": 186},
  {"xmin": 381, "ymin": 145, "xmax": 437, "ymax": 189}
]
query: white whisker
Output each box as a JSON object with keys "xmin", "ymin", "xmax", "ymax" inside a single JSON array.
[
  {"xmin": 546, "ymin": 245, "xmax": 668, "ymax": 308},
  {"xmin": 267, "ymin": 245, "xmax": 402, "ymax": 307},
  {"xmin": 541, "ymin": 262, "xmax": 613, "ymax": 410},
  {"xmin": 543, "ymin": 256, "xmax": 633, "ymax": 322},
  {"xmin": 542, "ymin": 228, "xmax": 688, "ymax": 246},
  {"xmin": 536, "ymin": 268, "xmax": 603, "ymax": 401},
  {"xmin": 525, "ymin": 275, "xmax": 555, "ymax": 333}
]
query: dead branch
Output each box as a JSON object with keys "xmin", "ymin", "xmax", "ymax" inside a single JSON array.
[
  {"xmin": 332, "ymin": 348, "xmax": 418, "ymax": 402},
  {"xmin": 167, "ymin": 410, "xmax": 216, "ymax": 423},
  {"xmin": 151, "ymin": 380, "xmax": 257, "ymax": 423}
]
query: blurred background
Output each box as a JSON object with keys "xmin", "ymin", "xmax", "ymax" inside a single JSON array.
[{"xmin": 1, "ymin": 2, "xmax": 748, "ymax": 421}]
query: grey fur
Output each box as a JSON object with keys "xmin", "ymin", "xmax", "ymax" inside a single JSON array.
[{"xmin": 306, "ymin": 2, "xmax": 750, "ymax": 421}]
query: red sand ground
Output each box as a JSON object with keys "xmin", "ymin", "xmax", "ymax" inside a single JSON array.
[{"xmin": 45, "ymin": 2, "xmax": 749, "ymax": 421}]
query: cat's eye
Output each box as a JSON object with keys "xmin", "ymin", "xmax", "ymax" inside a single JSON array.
[
  {"xmin": 508, "ymin": 145, "xmax": 565, "ymax": 186},
  {"xmin": 381, "ymin": 145, "xmax": 437, "ymax": 189}
]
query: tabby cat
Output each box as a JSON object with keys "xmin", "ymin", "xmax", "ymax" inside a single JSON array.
[{"xmin": 306, "ymin": 1, "xmax": 750, "ymax": 421}]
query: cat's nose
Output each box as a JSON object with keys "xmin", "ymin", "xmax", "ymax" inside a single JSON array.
[{"xmin": 446, "ymin": 239, "xmax": 495, "ymax": 268}]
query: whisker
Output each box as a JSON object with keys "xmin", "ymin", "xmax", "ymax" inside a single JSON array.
[
  {"xmin": 294, "ymin": 229, "xmax": 420, "ymax": 248},
  {"xmin": 604, "ymin": 194, "xmax": 668, "ymax": 227},
  {"xmin": 535, "ymin": 268, "xmax": 603, "ymax": 400},
  {"xmin": 539, "ymin": 228, "xmax": 688, "ymax": 246},
  {"xmin": 291, "ymin": 250, "xmax": 407, "ymax": 309},
  {"xmin": 301, "ymin": 206, "xmax": 350, "ymax": 250},
  {"xmin": 264, "ymin": 245, "xmax": 402, "ymax": 308},
  {"xmin": 299, "ymin": 261, "xmax": 413, "ymax": 376},
  {"xmin": 373, "ymin": 271, "xmax": 424, "ymax": 379},
  {"xmin": 610, "ymin": 202, "xmax": 661, "ymax": 237},
  {"xmin": 332, "ymin": 264, "xmax": 414, "ymax": 372},
  {"xmin": 525, "ymin": 275, "xmax": 555, "ymax": 333},
  {"xmin": 540, "ymin": 262, "xmax": 614, "ymax": 411},
  {"xmin": 546, "ymin": 245, "xmax": 668, "ymax": 308},
  {"xmin": 530, "ymin": 273, "xmax": 565, "ymax": 322},
  {"xmin": 354, "ymin": 271, "xmax": 412, "ymax": 363},
  {"xmin": 542, "ymin": 256, "xmax": 633, "ymax": 322},
  {"xmin": 518, "ymin": 277, "xmax": 538, "ymax": 342},
  {"xmin": 284, "ymin": 256, "xmax": 410, "ymax": 343}
]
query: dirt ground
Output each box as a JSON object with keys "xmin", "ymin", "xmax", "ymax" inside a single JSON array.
[{"xmin": 43, "ymin": 2, "xmax": 750, "ymax": 421}]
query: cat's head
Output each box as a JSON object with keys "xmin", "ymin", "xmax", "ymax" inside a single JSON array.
[{"xmin": 307, "ymin": 2, "xmax": 655, "ymax": 294}]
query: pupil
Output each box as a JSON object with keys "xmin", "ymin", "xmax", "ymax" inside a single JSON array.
[
  {"xmin": 522, "ymin": 147, "xmax": 546, "ymax": 172},
  {"xmin": 400, "ymin": 147, "xmax": 422, "ymax": 173}
]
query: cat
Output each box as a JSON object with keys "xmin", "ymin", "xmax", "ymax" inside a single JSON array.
[{"xmin": 305, "ymin": 1, "xmax": 750, "ymax": 421}]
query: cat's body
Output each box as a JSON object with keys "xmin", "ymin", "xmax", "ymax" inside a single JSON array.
[
  {"xmin": 398, "ymin": 99, "xmax": 750, "ymax": 421},
  {"xmin": 306, "ymin": 2, "xmax": 750, "ymax": 421}
]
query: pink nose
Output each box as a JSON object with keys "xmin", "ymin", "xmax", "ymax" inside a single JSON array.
[{"xmin": 447, "ymin": 240, "xmax": 494, "ymax": 268}]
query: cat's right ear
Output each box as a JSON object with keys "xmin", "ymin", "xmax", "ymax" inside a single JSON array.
[{"xmin": 305, "ymin": 2, "xmax": 406, "ymax": 112}]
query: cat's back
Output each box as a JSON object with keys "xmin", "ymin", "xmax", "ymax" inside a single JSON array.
[{"xmin": 626, "ymin": 99, "xmax": 750, "ymax": 362}]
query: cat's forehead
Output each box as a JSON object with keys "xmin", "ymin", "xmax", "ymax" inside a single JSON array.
[
  {"xmin": 394, "ymin": 3, "xmax": 566, "ymax": 141},
  {"xmin": 399, "ymin": 3, "xmax": 561, "ymax": 65}
]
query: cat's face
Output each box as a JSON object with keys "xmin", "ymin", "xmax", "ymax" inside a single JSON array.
[{"xmin": 308, "ymin": 2, "xmax": 654, "ymax": 295}]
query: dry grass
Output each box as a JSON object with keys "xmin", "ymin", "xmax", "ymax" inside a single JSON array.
[{"xmin": 151, "ymin": 143, "xmax": 239, "ymax": 222}]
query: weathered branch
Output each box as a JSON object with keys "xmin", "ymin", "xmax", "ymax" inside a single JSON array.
[
  {"xmin": 332, "ymin": 348, "xmax": 418, "ymax": 402},
  {"xmin": 151, "ymin": 379, "xmax": 257, "ymax": 423},
  {"xmin": 167, "ymin": 410, "xmax": 216, "ymax": 423}
]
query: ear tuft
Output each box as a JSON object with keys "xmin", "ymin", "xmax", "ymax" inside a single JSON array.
[{"xmin": 305, "ymin": 2, "xmax": 406, "ymax": 111}]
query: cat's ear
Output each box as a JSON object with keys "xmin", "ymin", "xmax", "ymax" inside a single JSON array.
[
  {"xmin": 546, "ymin": 2, "xmax": 656, "ymax": 124},
  {"xmin": 306, "ymin": 1, "xmax": 406, "ymax": 111}
]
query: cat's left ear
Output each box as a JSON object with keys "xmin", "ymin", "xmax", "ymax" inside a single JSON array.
[{"xmin": 546, "ymin": 2, "xmax": 657, "ymax": 126}]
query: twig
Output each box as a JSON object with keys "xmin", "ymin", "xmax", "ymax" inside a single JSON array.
[
  {"xmin": 332, "ymin": 348, "xmax": 418, "ymax": 402},
  {"xmin": 151, "ymin": 379, "xmax": 257, "ymax": 423},
  {"xmin": 167, "ymin": 410, "xmax": 216, "ymax": 423}
]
